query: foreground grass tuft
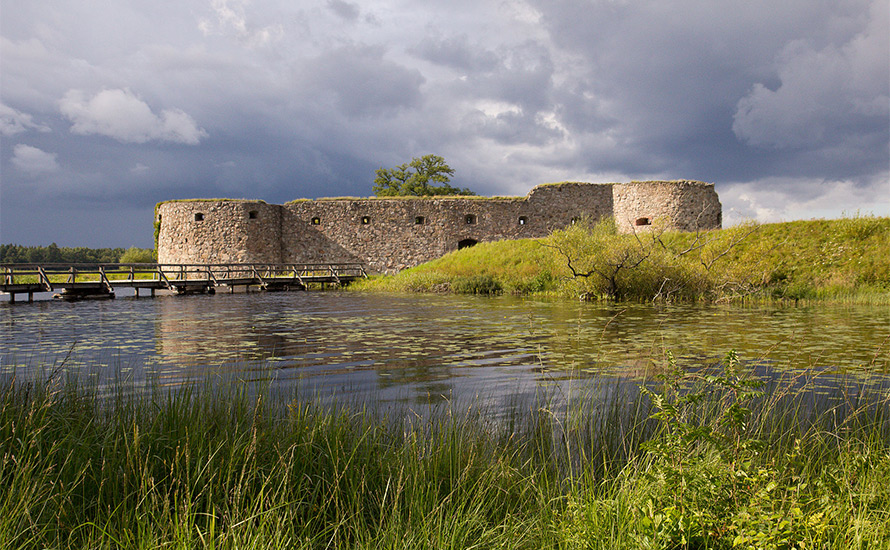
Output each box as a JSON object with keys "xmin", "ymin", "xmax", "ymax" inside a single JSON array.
[{"xmin": 2, "ymin": 356, "xmax": 889, "ymax": 548}]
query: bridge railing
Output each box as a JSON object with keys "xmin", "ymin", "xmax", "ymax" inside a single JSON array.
[
  {"xmin": 155, "ymin": 263, "xmax": 368, "ymax": 283},
  {"xmin": 1, "ymin": 263, "xmax": 166, "ymax": 290}
]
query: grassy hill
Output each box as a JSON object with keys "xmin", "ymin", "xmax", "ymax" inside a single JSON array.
[{"xmin": 352, "ymin": 215, "xmax": 890, "ymax": 304}]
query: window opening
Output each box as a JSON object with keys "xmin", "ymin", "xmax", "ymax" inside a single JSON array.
[
  {"xmin": 361, "ymin": 216, "xmax": 371, "ymax": 225},
  {"xmin": 518, "ymin": 216, "xmax": 527, "ymax": 225},
  {"xmin": 465, "ymin": 214, "xmax": 477, "ymax": 225},
  {"xmin": 458, "ymin": 238, "xmax": 478, "ymax": 250},
  {"xmin": 635, "ymin": 217, "xmax": 651, "ymax": 226},
  {"xmin": 414, "ymin": 216, "xmax": 425, "ymax": 225},
  {"xmin": 311, "ymin": 217, "xmax": 321, "ymax": 225},
  {"xmin": 249, "ymin": 210, "xmax": 258, "ymax": 219},
  {"xmin": 570, "ymin": 216, "xmax": 581, "ymax": 225},
  {"xmin": 194, "ymin": 213, "xmax": 204, "ymax": 221}
]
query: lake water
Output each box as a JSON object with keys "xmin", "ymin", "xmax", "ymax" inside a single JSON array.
[{"xmin": 1, "ymin": 291, "xmax": 888, "ymax": 409}]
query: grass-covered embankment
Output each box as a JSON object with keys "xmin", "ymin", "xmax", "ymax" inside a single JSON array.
[
  {"xmin": 352, "ymin": 215, "xmax": 890, "ymax": 303},
  {"xmin": 4, "ymin": 354, "xmax": 889, "ymax": 548}
]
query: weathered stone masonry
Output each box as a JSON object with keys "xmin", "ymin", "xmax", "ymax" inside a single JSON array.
[{"xmin": 156, "ymin": 180, "xmax": 721, "ymax": 273}]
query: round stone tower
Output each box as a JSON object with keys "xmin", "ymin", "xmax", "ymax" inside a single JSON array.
[
  {"xmin": 611, "ymin": 180, "xmax": 721, "ymax": 232},
  {"xmin": 156, "ymin": 200, "xmax": 282, "ymax": 264}
]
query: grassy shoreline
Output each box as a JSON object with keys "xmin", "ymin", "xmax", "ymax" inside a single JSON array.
[
  {"xmin": 352, "ymin": 216, "xmax": 890, "ymax": 305},
  {"xmin": 3, "ymin": 353, "xmax": 889, "ymax": 548}
]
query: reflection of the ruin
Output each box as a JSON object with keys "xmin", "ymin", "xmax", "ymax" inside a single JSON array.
[
  {"xmin": 150, "ymin": 292, "xmax": 889, "ymax": 400},
  {"xmin": 3, "ymin": 291, "xmax": 888, "ymax": 406}
]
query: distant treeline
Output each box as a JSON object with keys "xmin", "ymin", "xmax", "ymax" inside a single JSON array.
[{"xmin": 0, "ymin": 243, "xmax": 156, "ymax": 264}]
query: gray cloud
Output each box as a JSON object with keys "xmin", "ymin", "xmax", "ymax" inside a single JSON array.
[
  {"xmin": 326, "ymin": 0, "xmax": 360, "ymax": 22},
  {"xmin": 11, "ymin": 144, "xmax": 59, "ymax": 175},
  {"xmin": 0, "ymin": 103, "xmax": 51, "ymax": 136},
  {"xmin": 198, "ymin": 0, "xmax": 283, "ymax": 47},
  {"xmin": 460, "ymin": 109, "xmax": 563, "ymax": 146}
]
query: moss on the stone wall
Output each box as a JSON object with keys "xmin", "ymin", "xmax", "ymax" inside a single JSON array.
[
  {"xmin": 534, "ymin": 181, "xmax": 619, "ymax": 188},
  {"xmin": 300, "ymin": 195, "xmax": 521, "ymax": 202},
  {"xmin": 158, "ymin": 198, "xmax": 267, "ymax": 204}
]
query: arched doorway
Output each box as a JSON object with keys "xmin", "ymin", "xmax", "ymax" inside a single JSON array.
[{"xmin": 458, "ymin": 238, "xmax": 478, "ymax": 250}]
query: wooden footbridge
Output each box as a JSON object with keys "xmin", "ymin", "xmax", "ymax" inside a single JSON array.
[{"xmin": 0, "ymin": 263, "xmax": 368, "ymax": 303}]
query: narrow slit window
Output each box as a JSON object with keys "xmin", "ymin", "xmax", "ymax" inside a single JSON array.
[
  {"xmin": 518, "ymin": 216, "xmax": 527, "ymax": 225},
  {"xmin": 635, "ymin": 217, "xmax": 651, "ymax": 226},
  {"xmin": 248, "ymin": 210, "xmax": 258, "ymax": 219},
  {"xmin": 361, "ymin": 216, "xmax": 371, "ymax": 225},
  {"xmin": 311, "ymin": 217, "xmax": 321, "ymax": 225},
  {"xmin": 194, "ymin": 213, "xmax": 204, "ymax": 221},
  {"xmin": 415, "ymin": 216, "xmax": 425, "ymax": 225},
  {"xmin": 570, "ymin": 216, "xmax": 581, "ymax": 225},
  {"xmin": 465, "ymin": 214, "xmax": 477, "ymax": 225}
]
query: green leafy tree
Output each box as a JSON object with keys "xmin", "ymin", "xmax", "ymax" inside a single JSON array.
[{"xmin": 373, "ymin": 154, "xmax": 475, "ymax": 197}]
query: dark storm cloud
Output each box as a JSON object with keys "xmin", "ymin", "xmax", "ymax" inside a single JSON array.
[
  {"xmin": 528, "ymin": 0, "xmax": 888, "ymax": 185},
  {"xmin": 410, "ymin": 34, "xmax": 500, "ymax": 72},
  {"xmin": 470, "ymin": 41, "xmax": 555, "ymax": 112},
  {"xmin": 299, "ymin": 45, "xmax": 425, "ymax": 118}
]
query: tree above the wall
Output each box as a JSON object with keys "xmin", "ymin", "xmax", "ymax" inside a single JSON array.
[{"xmin": 373, "ymin": 154, "xmax": 476, "ymax": 197}]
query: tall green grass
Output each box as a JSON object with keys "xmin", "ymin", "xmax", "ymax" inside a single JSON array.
[
  {"xmin": 3, "ymin": 354, "xmax": 889, "ymax": 549},
  {"xmin": 355, "ymin": 238, "xmax": 557, "ymax": 296},
  {"xmin": 352, "ymin": 215, "xmax": 890, "ymax": 304}
]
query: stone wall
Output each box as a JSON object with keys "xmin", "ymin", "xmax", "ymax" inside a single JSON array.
[
  {"xmin": 156, "ymin": 181, "xmax": 721, "ymax": 272},
  {"xmin": 284, "ymin": 197, "xmax": 533, "ymax": 272}
]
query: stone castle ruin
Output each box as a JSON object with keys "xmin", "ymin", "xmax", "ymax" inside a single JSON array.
[{"xmin": 156, "ymin": 180, "xmax": 722, "ymax": 273}]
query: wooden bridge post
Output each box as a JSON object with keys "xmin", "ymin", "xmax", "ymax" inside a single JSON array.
[{"xmin": 38, "ymin": 266, "xmax": 53, "ymax": 292}]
